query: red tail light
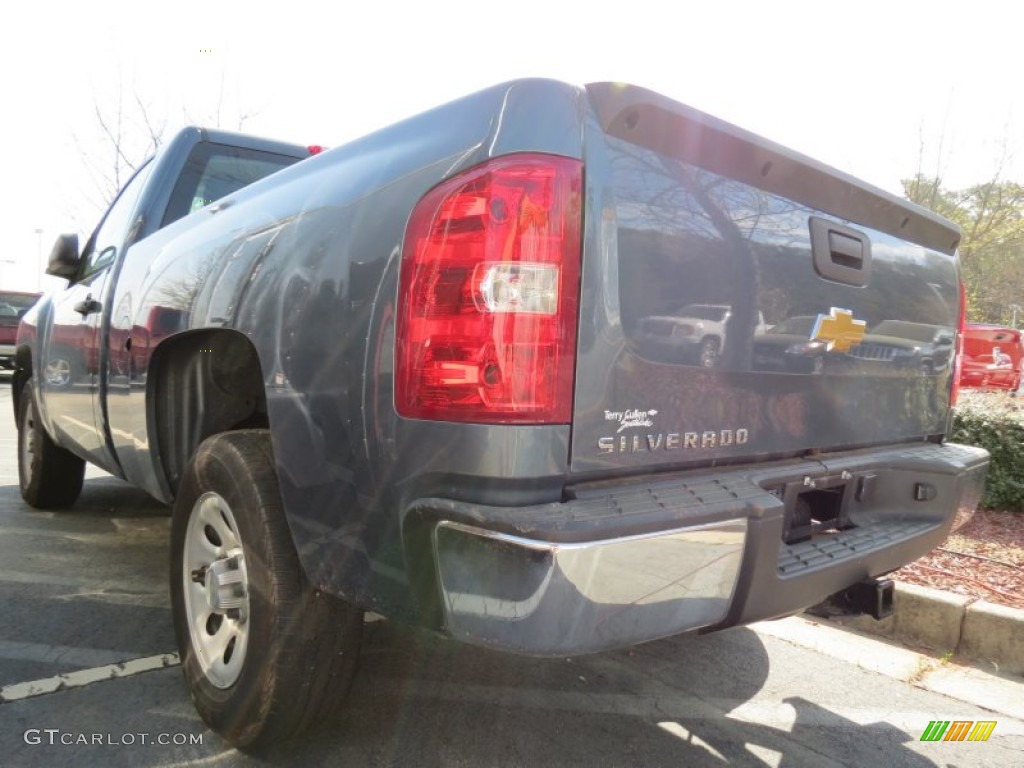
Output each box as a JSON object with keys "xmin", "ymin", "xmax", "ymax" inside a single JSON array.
[
  {"xmin": 396, "ymin": 154, "xmax": 583, "ymax": 423},
  {"xmin": 950, "ymin": 279, "xmax": 967, "ymax": 406}
]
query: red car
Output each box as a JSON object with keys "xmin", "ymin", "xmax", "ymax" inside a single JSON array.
[
  {"xmin": 0, "ymin": 291, "xmax": 42, "ymax": 370},
  {"xmin": 959, "ymin": 324, "xmax": 1023, "ymax": 392}
]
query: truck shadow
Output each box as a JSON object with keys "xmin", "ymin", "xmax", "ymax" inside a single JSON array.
[{"xmin": 254, "ymin": 620, "xmax": 939, "ymax": 767}]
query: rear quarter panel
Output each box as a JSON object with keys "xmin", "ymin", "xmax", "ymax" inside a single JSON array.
[{"xmin": 108, "ymin": 80, "xmax": 587, "ymax": 618}]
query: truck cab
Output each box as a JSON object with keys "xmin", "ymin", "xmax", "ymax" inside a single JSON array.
[{"xmin": 18, "ymin": 128, "xmax": 311, "ymax": 478}]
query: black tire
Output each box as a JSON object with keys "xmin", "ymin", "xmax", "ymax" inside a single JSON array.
[
  {"xmin": 170, "ymin": 430, "xmax": 363, "ymax": 749},
  {"xmin": 17, "ymin": 379, "xmax": 86, "ymax": 509}
]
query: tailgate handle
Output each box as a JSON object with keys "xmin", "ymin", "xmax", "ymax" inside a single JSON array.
[
  {"xmin": 828, "ymin": 231, "xmax": 864, "ymax": 269},
  {"xmin": 809, "ymin": 216, "xmax": 872, "ymax": 287}
]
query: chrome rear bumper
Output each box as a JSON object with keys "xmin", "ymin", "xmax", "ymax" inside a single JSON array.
[
  {"xmin": 433, "ymin": 519, "xmax": 746, "ymax": 655},
  {"xmin": 413, "ymin": 441, "xmax": 988, "ymax": 656}
]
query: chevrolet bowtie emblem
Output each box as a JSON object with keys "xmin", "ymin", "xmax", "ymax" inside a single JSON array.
[{"xmin": 811, "ymin": 307, "xmax": 866, "ymax": 352}]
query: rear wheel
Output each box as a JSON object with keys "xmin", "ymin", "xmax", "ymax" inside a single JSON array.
[
  {"xmin": 171, "ymin": 430, "xmax": 363, "ymax": 749},
  {"xmin": 17, "ymin": 379, "xmax": 85, "ymax": 509}
]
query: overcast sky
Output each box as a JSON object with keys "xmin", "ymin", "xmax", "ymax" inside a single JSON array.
[{"xmin": 2, "ymin": 0, "xmax": 1018, "ymax": 292}]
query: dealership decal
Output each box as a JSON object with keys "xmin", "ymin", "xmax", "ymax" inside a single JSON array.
[{"xmin": 605, "ymin": 408, "xmax": 659, "ymax": 434}]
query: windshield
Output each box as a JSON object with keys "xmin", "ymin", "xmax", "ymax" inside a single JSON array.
[
  {"xmin": 769, "ymin": 316, "xmax": 816, "ymax": 335},
  {"xmin": 871, "ymin": 321, "xmax": 948, "ymax": 342},
  {"xmin": 0, "ymin": 292, "xmax": 40, "ymax": 325}
]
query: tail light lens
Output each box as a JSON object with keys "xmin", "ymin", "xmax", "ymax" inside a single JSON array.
[
  {"xmin": 950, "ymin": 279, "xmax": 967, "ymax": 406},
  {"xmin": 396, "ymin": 154, "xmax": 583, "ymax": 423}
]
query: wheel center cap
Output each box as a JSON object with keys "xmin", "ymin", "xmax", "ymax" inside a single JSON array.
[{"xmin": 204, "ymin": 550, "xmax": 248, "ymax": 621}]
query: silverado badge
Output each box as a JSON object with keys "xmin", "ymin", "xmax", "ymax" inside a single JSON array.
[{"xmin": 811, "ymin": 307, "xmax": 866, "ymax": 352}]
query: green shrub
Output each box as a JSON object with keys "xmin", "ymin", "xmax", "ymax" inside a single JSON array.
[{"xmin": 951, "ymin": 391, "xmax": 1024, "ymax": 512}]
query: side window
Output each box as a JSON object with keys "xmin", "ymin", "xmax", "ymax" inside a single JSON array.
[
  {"xmin": 80, "ymin": 160, "xmax": 154, "ymax": 279},
  {"xmin": 161, "ymin": 142, "xmax": 299, "ymax": 228}
]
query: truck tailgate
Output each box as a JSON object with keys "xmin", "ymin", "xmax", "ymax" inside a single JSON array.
[{"xmin": 571, "ymin": 83, "xmax": 962, "ymax": 474}]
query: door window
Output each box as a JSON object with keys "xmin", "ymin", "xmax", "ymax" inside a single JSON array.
[{"xmin": 80, "ymin": 160, "xmax": 154, "ymax": 279}]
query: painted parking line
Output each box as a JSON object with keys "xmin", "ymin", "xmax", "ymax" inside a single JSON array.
[{"xmin": 0, "ymin": 653, "xmax": 179, "ymax": 703}]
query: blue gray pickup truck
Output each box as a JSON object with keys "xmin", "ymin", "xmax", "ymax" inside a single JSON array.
[{"xmin": 14, "ymin": 80, "xmax": 989, "ymax": 747}]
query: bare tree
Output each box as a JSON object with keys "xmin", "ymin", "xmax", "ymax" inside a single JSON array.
[{"xmin": 78, "ymin": 65, "xmax": 259, "ymax": 218}]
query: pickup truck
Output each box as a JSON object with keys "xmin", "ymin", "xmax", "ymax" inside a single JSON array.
[
  {"xmin": 14, "ymin": 80, "xmax": 989, "ymax": 748},
  {"xmin": 959, "ymin": 324, "xmax": 1023, "ymax": 392},
  {"xmin": 0, "ymin": 291, "xmax": 41, "ymax": 370}
]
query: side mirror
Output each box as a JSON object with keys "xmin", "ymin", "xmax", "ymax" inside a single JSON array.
[{"xmin": 46, "ymin": 234, "xmax": 81, "ymax": 279}]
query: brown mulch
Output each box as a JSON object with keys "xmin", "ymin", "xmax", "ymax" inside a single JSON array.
[{"xmin": 892, "ymin": 507, "xmax": 1024, "ymax": 610}]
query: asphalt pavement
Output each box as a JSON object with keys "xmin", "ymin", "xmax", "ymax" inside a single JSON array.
[{"xmin": 0, "ymin": 378, "xmax": 1022, "ymax": 767}]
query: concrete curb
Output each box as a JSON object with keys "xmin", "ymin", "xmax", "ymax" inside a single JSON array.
[{"xmin": 814, "ymin": 581, "xmax": 1024, "ymax": 676}]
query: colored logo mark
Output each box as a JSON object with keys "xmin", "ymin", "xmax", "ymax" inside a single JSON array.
[
  {"xmin": 919, "ymin": 720, "xmax": 997, "ymax": 742},
  {"xmin": 810, "ymin": 307, "xmax": 866, "ymax": 352}
]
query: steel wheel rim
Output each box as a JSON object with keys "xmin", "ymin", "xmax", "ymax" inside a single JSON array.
[
  {"xmin": 45, "ymin": 359, "xmax": 71, "ymax": 387},
  {"xmin": 700, "ymin": 342, "xmax": 717, "ymax": 367},
  {"xmin": 183, "ymin": 491, "xmax": 251, "ymax": 689}
]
